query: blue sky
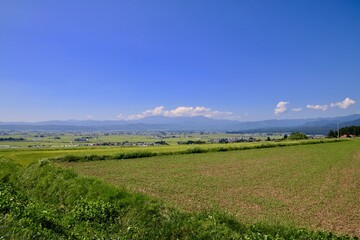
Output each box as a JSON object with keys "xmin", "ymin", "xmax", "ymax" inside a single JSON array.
[{"xmin": 1, "ymin": 0, "xmax": 359, "ymax": 122}]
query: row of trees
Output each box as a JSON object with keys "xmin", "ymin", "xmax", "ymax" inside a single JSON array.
[
  {"xmin": 327, "ymin": 126, "xmax": 360, "ymax": 138},
  {"xmin": 0, "ymin": 137, "xmax": 25, "ymax": 141},
  {"xmin": 177, "ymin": 140, "xmax": 206, "ymax": 145}
]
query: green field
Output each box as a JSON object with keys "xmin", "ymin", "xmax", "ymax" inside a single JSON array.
[
  {"xmin": 2, "ymin": 157, "xmax": 356, "ymax": 239},
  {"xmin": 0, "ymin": 132, "xmax": 274, "ymax": 166},
  {"xmin": 0, "ymin": 132, "xmax": 281, "ymax": 149},
  {"xmin": 58, "ymin": 139, "xmax": 360, "ymax": 237},
  {"xmin": 0, "ymin": 138, "xmax": 340, "ymax": 166},
  {"xmin": 1, "ymin": 138, "xmax": 359, "ymax": 238}
]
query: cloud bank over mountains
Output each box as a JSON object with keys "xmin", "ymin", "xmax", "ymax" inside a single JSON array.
[
  {"xmin": 306, "ymin": 97, "xmax": 356, "ymax": 112},
  {"xmin": 115, "ymin": 98, "xmax": 356, "ymax": 121},
  {"xmin": 275, "ymin": 97, "xmax": 356, "ymax": 116},
  {"xmin": 117, "ymin": 106, "xmax": 236, "ymax": 120}
]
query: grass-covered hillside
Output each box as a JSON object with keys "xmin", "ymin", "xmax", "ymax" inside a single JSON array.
[
  {"xmin": 61, "ymin": 139, "xmax": 360, "ymax": 237},
  {"xmin": 1, "ymin": 157, "xmax": 357, "ymax": 239}
]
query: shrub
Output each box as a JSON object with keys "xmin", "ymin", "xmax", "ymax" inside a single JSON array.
[
  {"xmin": 61, "ymin": 155, "xmax": 81, "ymax": 162},
  {"xmin": 83, "ymin": 154, "xmax": 109, "ymax": 161},
  {"xmin": 124, "ymin": 151, "xmax": 156, "ymax": 159},
  {"xmin": 184, "ymin": 147, "xmax": 206, "ymax": 154}
]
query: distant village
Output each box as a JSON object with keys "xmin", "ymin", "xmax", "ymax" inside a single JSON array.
[{"xmin": 0, "ymin": 129, "xmax": 333, "ymax": 149}]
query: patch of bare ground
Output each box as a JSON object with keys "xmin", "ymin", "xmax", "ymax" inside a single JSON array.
[
  {"xmin": 194, "ymin": 151, "xmax": 360, "ymax": 236},
  {"xmin": 291, "ymin": 151, "xmax": 360, "ymax": 236}
]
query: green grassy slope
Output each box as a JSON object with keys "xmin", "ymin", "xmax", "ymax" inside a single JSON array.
[
  {"xmin": 61, "ymin": 139, "xmax": 360, "ymax": 237},
  {"xmin": 0, "ymin": 138, "xmax": 345, "ymax": 166},
  {"xmin": 1, "ymin": 158, "xmax": 357, "ymax": 239}
]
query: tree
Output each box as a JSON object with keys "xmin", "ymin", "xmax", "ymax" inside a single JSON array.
[
  {"xmin": 288, "ymin": 132, "xmax": 308, "ymax": 140},
  {"xmin": 327, "ymin": 130, "xmax": 335, "ymax": 138},
  {"xmin": 338, "ymin": 126, "xmax": 360, "ymax": 137}
]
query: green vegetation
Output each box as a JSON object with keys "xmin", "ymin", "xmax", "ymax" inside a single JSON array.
[
  {"xmin": 49, "ymin": 139, "xmax": 347, "ymax": 163},
  {"xmin": 0, "ymin": 132, "xmax": 285, "ymax": 148},
  {"xmin": 288, "ymin": 132, "xmax": 308, "ymax": 140},
  {"xmin": 340, "ymin": 126, "xmax": 360, "ymax": 136},
  {"xmin": 1, "ymin": 158, "xmax": 357, "ymax": 239},
  {"xmin": 61, "ymin": 139, "xmax": 360, "ymax": 237},
  {"xmin": 52, "ymin": 138, "xmax": 344, "ymax": 163},
  {"xmin": 178, "ymin": 140, "xmax": 207, "ymax": 144},
  {"xmin": 328, "ymin": 130, "xmax": 337, "ymax": 138},
  {"xmin": 328, "ymin": 126, "xmax": 360, "ymax": 138},
  {"xmin": 0, "ymin": 138, "xmax": 342, "ymax": 166},
  {"xmin": 1, "ymin": 137, "xmax": 359, "ymax": 238},
  {"xmin": 0, "ymin": 137, "xmax": 25, "ymax": 141}
]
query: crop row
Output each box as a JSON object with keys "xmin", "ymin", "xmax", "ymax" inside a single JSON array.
[{"xmin": 52, "ymin": 138, "xmax": 347, "ymax": 163}]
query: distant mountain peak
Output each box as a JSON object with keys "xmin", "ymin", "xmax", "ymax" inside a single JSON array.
[{"xmin": 0, "ymin": 114, "xmax": 359, "ymax": 134}]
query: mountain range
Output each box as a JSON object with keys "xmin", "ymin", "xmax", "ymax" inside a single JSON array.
[{"xmin": 1, "ymin": 114, "xmax": 360, "ymax": 134}]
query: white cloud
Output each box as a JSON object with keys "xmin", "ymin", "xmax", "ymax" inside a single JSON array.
[
  {"xmin": 306, "ymin": 97, "xmax": 356, "ymax": 112},
  {"xmin": 117, "ymin": 106, "xmax": 236, "ymax": 120},
  {"xmin": 330, "ymin": 97, "xmax": 356, "ymax": 109},
  {"xmin": 164, "ymin": 106, "xmax": 233, "ymax": 118},
  {"xmin": 165, "ymin": 106, "xmax": 208, "ymax": 117},
  {"xmin": 143, "ymin": 106, "xmax": 165, "ymax": 116},
  {"xmin": 292, "ymin": 108, "xmax": 302, "ymax": 112},
  {"xmin": 85, "ymin": 114, "xmax": 94, "ymax": 120},
  {"xmin": 306, "ymin": 104, "xmax": 329, "ymax": 111},
  {"xmin": 274, "ymin": 101, "xmax": 289, "ymax": 116}
]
